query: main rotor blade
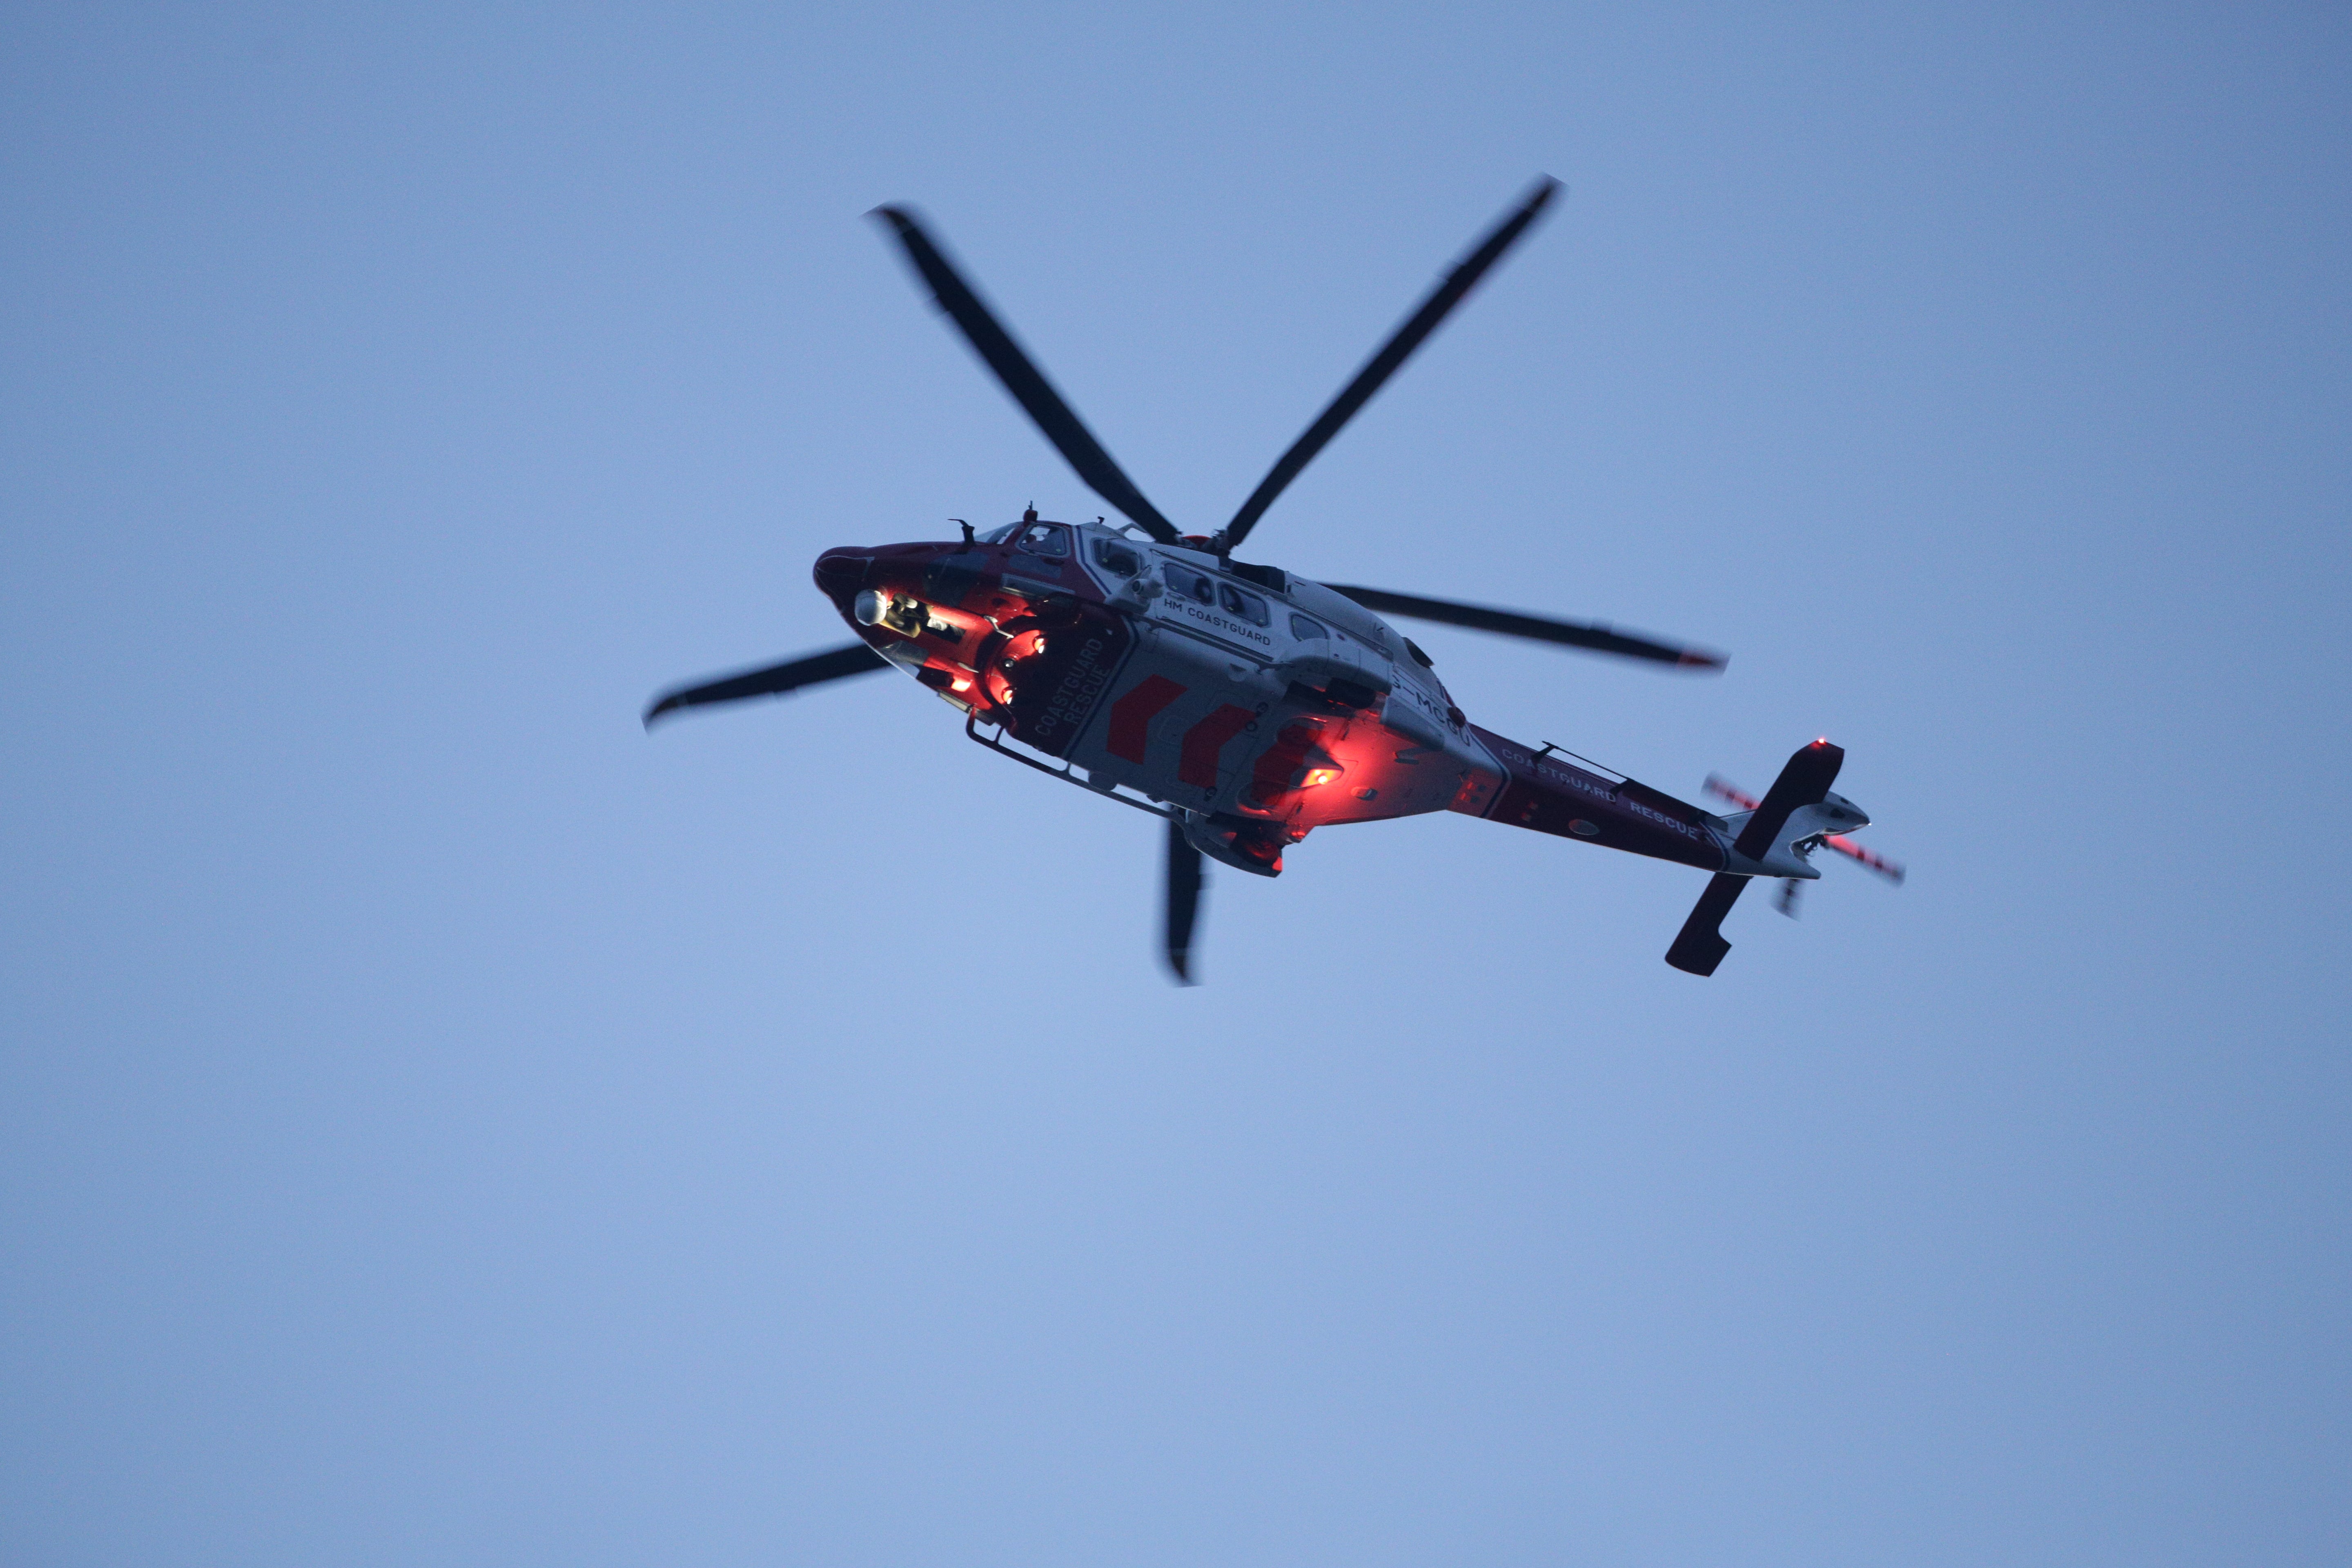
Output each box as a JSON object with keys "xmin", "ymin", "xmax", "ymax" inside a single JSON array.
[
  {"xmin": 1323, "ymin": 585, "xmax": 1726, "ymax": 669},
  {"xmin": 1222, "ymin": 177, "xmax": 1561, "ymax": 549},
  {"xmin": 871, "ymin": 206, "xmax": 1180, "ymax": 546},
  {"xmin": 1163, "ymin": 817, "xmax": 1203, "ymax": 985},
  {"xmin": 644, "ymin": 641, "xmax": 889, "ymax": 728}
]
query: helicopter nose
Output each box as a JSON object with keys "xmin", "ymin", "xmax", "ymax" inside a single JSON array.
[{"xmin": 812, "ymin": 548, "xmax": 872, "ymax": 596}]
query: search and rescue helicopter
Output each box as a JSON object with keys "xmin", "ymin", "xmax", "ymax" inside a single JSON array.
[{"xmin": 646, "ymin": 177, "xmax": 1902, "ymax": 980}]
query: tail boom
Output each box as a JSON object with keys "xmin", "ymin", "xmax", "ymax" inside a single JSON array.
[
  {"xmin": 1458, "ymin": 730, "xmax": 1870, "ymax": 978},
  {"xmin": 1454, "ymin": 726, "xmax": 1725, "ymax": 873}
]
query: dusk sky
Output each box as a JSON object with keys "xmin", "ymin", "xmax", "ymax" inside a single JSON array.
[{"xmin": 6, "ymin": 4, "xmax": 2348, "ymax": 1564}]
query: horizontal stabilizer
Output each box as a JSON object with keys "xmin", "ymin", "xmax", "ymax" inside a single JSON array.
[{"xmin": 1665, "ymin": 873, "xmax": 1748, "ymax": 976}]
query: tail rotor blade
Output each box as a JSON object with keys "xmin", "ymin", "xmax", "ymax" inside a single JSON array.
[
  {"xmin": 1163, "ymin": 816, "xmax": 1204, "ymax": 984},
  {"xmin": 1702, "ymin": 774, "xmax": 1762, "ymax": 811},
  {"xmin": 1824, "ymin": 834, "xmax": 1906, "ymax": 884},
  {"xmin": 1222, "ymin": 177, "xmax": 1561, "ymax": 550},
  {"xmin": 643, "ymin": 641, "xmax": 889, "ymax": 728},
  {"xmin": 1326, "ymin": 585, "xmax": 1726, "ymax": 670},
  {"xmin": 1776, "ymin": 878, "xmax": 1802, "ymax": 918},
  {"xmin": 871, "ymin": 205, "xmax": 1180, "ymax": 545},
  {"xmin": 1713, "ymin": 775, "xmax": 1904, "ymax": 886}
]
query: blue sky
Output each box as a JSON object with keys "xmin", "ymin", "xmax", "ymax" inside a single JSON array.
[{"xmin": 5, "ymin": 4, "xmax": 2348, "ymax": 1564}]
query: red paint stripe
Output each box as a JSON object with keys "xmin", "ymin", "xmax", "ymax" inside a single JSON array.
[
  {"xmin": 1178, "ymin": 704, "xmax": 1257, "ymax": 790},
  {"xmin": 1106, "ymin": 675, "xmax": 1187, "ymax": 764},
  {"xmin": 1244, "ymin": 722, "xmax": 1318, "ymax": 811}
]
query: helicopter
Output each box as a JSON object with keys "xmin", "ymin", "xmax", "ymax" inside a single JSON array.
[{"xmin": 646, "ymin": 176, "xmax": 1901, "ymax": 981}]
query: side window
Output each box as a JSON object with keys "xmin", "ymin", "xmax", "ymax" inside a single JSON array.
[
  {"xmin": 1092, "ymin": 538, "xmax": 1140, "ymax": 575},
  {"xmin": 1289, "ymin": 612, "xmax": 1327, "ymax": 640},
  {"xmin": 1016, "ymin": 523, "xmax": 1070, "ymax": 557},
  {"xmin": 1218, "ymin": 584, "xmax": 1270, "ymax": 626},
  {"xmin": 1170, "ymin": 568, "xmax": 1216, "ymax": 602}
]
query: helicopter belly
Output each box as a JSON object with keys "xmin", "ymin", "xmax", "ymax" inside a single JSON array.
[
  {"xmin": 1064, "ymin": 622, "xmax": 1500, "ymax": 831},
  {"xmin": 807, "ymin": 537, "xmax": 1505, "ymax": 844}
]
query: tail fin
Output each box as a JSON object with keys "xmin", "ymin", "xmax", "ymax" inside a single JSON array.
[{"xmin": 1664, "ymin": 740, "xmax": 1844, "ymax": 976}]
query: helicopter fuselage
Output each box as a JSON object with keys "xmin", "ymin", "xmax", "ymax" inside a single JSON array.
[
  {"xmin": 651, "ymin": 182, "xmax": 1895, "ymax": 979},
  {"xmin": 814, "ymin": 517, "xmax": 1737, "ymax": 880}
]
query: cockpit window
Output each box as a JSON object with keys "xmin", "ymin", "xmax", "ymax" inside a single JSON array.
[
  {"xmin": 1092, "ymin": 538, "xmax": 1140, "ymax": 575},
  {"xmin": 980, "ymin": 522, "xmax": 1021, "ymax": 544},
  {"xmin": 1218, "ymin": 583, "xmax": 1270, "ymax": 626},
  {"xmin": 1289, "ymin": 612, "xmax": 1327, "ymax": 640},
  {"xmin": 1016, "ymin": 523, "xmax": 1071, "ymax": 557}
]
